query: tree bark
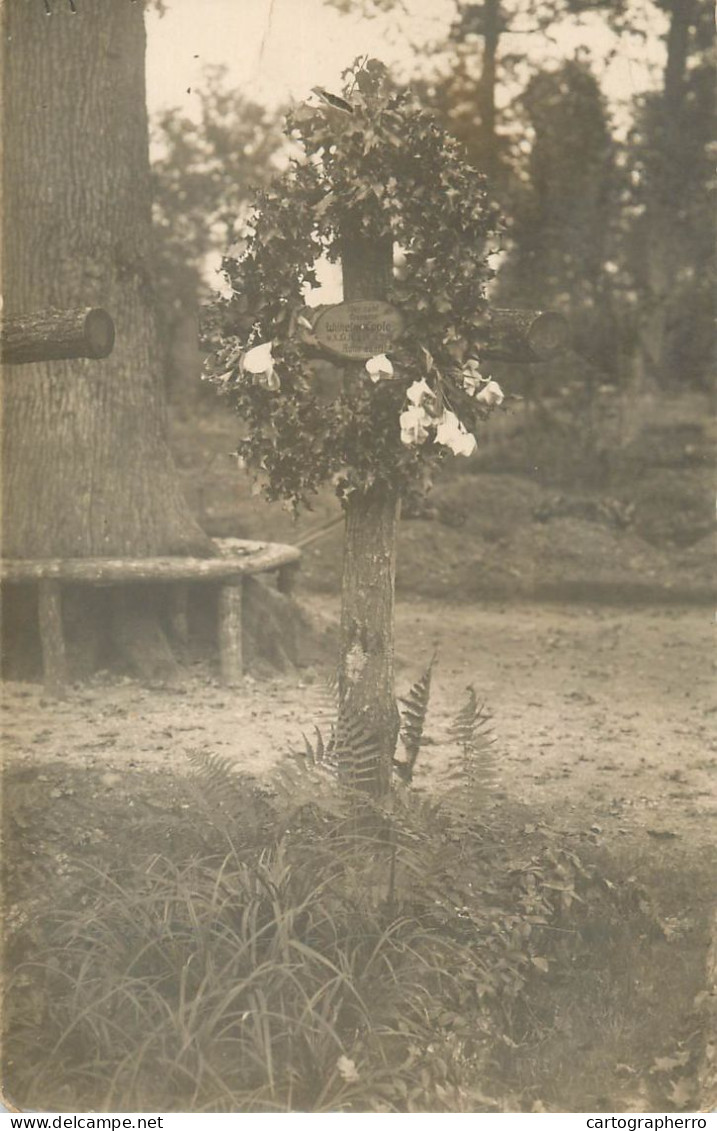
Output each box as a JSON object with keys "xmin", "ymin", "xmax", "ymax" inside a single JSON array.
[
  {"xmin": 635, "ymin": 0, "xmax": 698, "ymax": 387},
  {"xmin": 477, "ymin": 0, "xmax": 501, "ymax": 184},
  {"xmin": 1, "ymin": 0, "xmax": 212, "ymax": 679},
  {"xmin": 1, "ymin": 307, "xmax": 115, "ymax": 364},
  {"xmin": 0, "ymin": 542, "xmax": 301, "ymax": 583},
  {"xmin": 339, "ymin": 230, "xmax": 400, "ymax": 798},
  {"xmin": 339, "ymin": 481, "xmax": 401, "ymax": 798},
  {"xmin": 1, "ymin": 0, "xmax": 209, "ymax": 560},
  {"xmin": 218, "ymin": 583, "xmax": 244, "ymax": 686},
  {"xmin": 37, "ymin": 580, "xmax": 69, "ymax": 698}
]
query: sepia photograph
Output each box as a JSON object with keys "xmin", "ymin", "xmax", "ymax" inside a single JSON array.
[{"xmin": 1, "ymin": 0, "xmax": 714, "ymax": 1116}]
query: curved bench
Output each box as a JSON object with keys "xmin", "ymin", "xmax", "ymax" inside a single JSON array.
[{"xmin": 1, "ymin": 538, "xmax": 301, "ymax": 695}]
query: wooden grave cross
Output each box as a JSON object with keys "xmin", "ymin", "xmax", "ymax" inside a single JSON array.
[{"xmin": 298, "ymin": 232, "xmax": 569, "ymax": 797}]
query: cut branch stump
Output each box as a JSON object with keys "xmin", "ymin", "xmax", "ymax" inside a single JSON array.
[
  {"xmin": 1, "ymin": 307, "xmax": 115, "ymax": 365},
  {"xmin": 476, "ymin": 308, "xmax": 570, "ymax": 362}
]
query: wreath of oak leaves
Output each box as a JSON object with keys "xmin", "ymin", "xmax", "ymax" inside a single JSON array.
[{"xmin": 202, "ymin": 59, "xmax": 500, "ymax": 509}]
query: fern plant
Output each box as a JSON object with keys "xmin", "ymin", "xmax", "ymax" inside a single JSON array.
[
  {"xmin": 290, "ymin": 657, "xmax": 496, "ymax": 804},
  {"xmin": 394, "ymin": 652, "xmax": 436, "ymax": 784},
  {"xmin": 449, "ymin": 686, "xmax": 495, "ymax": 787},
  {"xmin": 185, "ymin": 748, "xmax": 271, "ymax": 849}
]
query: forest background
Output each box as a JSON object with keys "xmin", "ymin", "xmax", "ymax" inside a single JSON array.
[{"xmin": 147, "ymin": 0, "xmax": 714, "ymax": 603}]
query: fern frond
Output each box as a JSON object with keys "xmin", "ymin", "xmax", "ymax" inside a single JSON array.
[
  {"xmin": 333, "ymin": 706, "xmax": 383, "ymax": 793},
  {"xmin": 448, "ymin": 685, "xmax": 496, "ymax": 793},
  {"xmin": 396, "ymin": 652, "xmax": 436, "ymax": 782},
  {"xmin": 184, "ymin": 749, "xmax": 252, "ymax": 844},
  {"xmin": 449, "ymin": 685, "xmax": 486, "ymax": 747},
  {"xmin": 299, "ymin": 723, "xmax": 337, "ymax": 768},
  {"xmin": 271, "ymin": 755, "xmax": 347, "ymax": 824},
  {"xmin": 186, "ymin": 749, "xmax": 242, "ymax": 803}
]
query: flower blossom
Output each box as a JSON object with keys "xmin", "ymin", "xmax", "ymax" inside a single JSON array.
[
  {"xmin": 336, "ymin": 1056, "xmax": 360, "ymax": 1084},
  {"xmin": 461, "ymin": 358, "xmax": 484, "ymax": 396},
  {"xmin": 434, "ymin": 409, "xmax": 477, "ymax": 457},
  {"xmin": 406, "ymin": 378, "xmax": 434, "ymax": 406},
  {"xmin": 242, "ymin": 341, "xmax": 273, "ymax": 374},
  {"xmin": 399, "ymin": 403, "xmax": 430, "ymax": 446},
  {"xmin": 475, "ymin": 379, "xmax": 504, "ymax": 407},
  {"xmin": 462, "ymin": 358, "xmax": 483, "ymax": 380},
  {"xmin": 241, "ymin": 341, "xmax": 279, "ymax": 391},
  {"xmin": 365, "ymin": 353, "xmax": 394, "ymax": 382}
]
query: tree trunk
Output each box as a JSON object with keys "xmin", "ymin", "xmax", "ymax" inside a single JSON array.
[
  {"xmin": 1, "ymin": 0, "xmax": 211, "ymax": 678},
  {"xmin": 635, "ymin": 0, "xmax": 697, "ymax": 387},
  {"xmin": 340, "ymin": 482, "xmax": 401, "ymax": 798},
  {"xmin": 477, "ymin": 0, "xmax": 501, "ymax": 184},
  {"xmin": 338, "ymin": 229, "xmax": 400, "ymax": 798}
]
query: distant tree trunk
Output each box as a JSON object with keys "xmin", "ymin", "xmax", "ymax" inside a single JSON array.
[
  {"xmin": 635, "ymin": 0, "xmax": 697, "ymax": 387},
  {"xmin": 338, "ymin": 230, "xmax": 400, "ymax": 798},
  {"xmin": 476, "ymin": 0, "xmax": 501, "ymax": 184},
  {"xmin": 1, "ymin": 0, "xmax": 211, "ymax": 678}
]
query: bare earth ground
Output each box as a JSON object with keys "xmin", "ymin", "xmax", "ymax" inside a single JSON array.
[{"xmin": 3, "ymin": 597, "xmax": 714, "ymax": 852}]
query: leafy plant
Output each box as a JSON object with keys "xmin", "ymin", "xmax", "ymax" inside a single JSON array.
[
  {"xmin": 10, "ymin": 815, "xmax": 511, "ymax": 1112},
  {"xmin": 202, "ymin": 57, "xmax": 503, "ymax": 511},
  {"xmin": 395, "ymin": 652, "xmax": 436, "ymax": 783},
  {"xmin": 6, "ymin": 739, "xmax": 679, "ymax": 1115},
  {"xmin": 447, "ymin": 685, "xmax": 495, "ymax": 794}
]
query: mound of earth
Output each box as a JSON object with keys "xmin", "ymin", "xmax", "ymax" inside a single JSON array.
[
  {"xmin": 294, "ymin": 474, "xmax": 714, "ymax": 603},
  {"xmin": 170, "ymin": 404, "xmax": 714, "ymax": 606}
]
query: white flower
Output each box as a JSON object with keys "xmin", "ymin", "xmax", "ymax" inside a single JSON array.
[
  {"xmin": 434, "ymin": 409, "xmax": 462, "ymax": 446},
  {"xmin": 461, "ymin": 361, "xmax": 484, "ymax": 398},
  {"xmin": 434, "ymin": 409, "xmax": 477, "ymax": 457},
  {"xmin": 336, "ymin": 1055, "xmax": 360, "ymax": 1084},
  {"xmin": 365, "ymin": 353, "xmax": 394, "ymax": 382},
  {"xmin": 462, "ymin": 358, "xmax": 483, "ymax": 379},
  {"xmin": 475, "ymin": 379, "xmax": 504, "ymax": 407},
  {"xmin": 406, "ymin": 378, "xmax": 434, "ymax": 406},
  {"xmin": 242, "ymin": 341, "xmax": 274, "ymax": 375},
  {"xmin": 460, "ymin": 360, "xmax": 486, "ymax": 396},
  {"xmin": 241, "ymin": 341, "xmax": 279, "ymax": 391},
  {"xmin": 453, "ymin": 430, "xmax": 478, "ymax": 456},
  {"xmin": 399, "ymin": 404, "xmax": 430, "ymax": 446}
]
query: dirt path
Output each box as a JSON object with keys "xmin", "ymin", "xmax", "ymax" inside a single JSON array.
[
  {"xmin": 393, "ymin": 600, "xmax": 716, "ymax": 849},
  {"xmin": 2, "ymin": 599, "xmax": 715, "ymax": 850}
]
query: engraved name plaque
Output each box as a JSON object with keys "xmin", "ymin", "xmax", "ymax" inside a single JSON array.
[{"xmin": 313, "ymin": 300, "xmax": 404, "ymax": 361}]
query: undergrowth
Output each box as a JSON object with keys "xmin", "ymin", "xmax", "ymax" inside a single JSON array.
[{"xmin": 3, "ymin": 661, "xmax": 709, "ymax": 1113}]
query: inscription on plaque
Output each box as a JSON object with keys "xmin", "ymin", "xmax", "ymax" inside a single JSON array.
[{"xmin": 313, "ymin": 300, "xmax": 404, "ymax": 360}]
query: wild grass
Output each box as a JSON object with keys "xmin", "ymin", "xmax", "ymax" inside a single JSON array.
[
  {"xmin": 4, "ymin": 668, "xmax": 713, "ymax": 1113},
  {"xmin": 9, "ymin": 812, "xmax": 505, "ymax": 1112}
]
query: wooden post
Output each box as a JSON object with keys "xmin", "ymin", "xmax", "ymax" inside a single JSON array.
[
  {"xmin": 37, "ymin": 580, "xmax": 69, "ymax": 698},
  {"xmin": 218, "ymin": 581, "xmax": 244, "ymax": 685},
  {"xmin": 338, "ymin": 227, "xmax": 401, "ymax": 798},
  {"xmin": 475, "ymin": 308, "xmax": 569, "ymax": 362},
  {"xmin": 1, "ymin": 307, "xmax": 115, "ymax": 365},
  {"xmin": 167, "ymin": 583, "xmax": 190, "ymax": 651},
  {"xmin": 277, "ymin": 561, "xmax": 301, "ymax": 596}
]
